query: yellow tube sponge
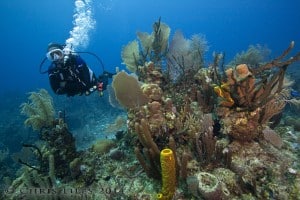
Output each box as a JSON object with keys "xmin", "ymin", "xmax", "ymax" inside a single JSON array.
[{"xmin": 157, "ymin": 148, "xmax": 176, "ymax": 200}]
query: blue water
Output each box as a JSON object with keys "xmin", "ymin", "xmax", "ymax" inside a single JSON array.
[
  {"xmin": 0, "ymin": 1, "xmax": 300, "ymax": 197},
  {"xmin": 0, "ymin": 0, "xmax": 299, "ymax": 93}
]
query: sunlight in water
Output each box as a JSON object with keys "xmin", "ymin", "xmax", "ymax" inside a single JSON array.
[{"xmin": 65, "ymin": 0, "xmax": 96, "ymax": 51}]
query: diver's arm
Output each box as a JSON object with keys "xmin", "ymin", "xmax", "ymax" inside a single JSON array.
[
  {"xmin": 49, "ymin": 73, "xmax": 65, "ymax": 94},
  {"xmin": 75, "ymin": 56, "xmax": 97, "ymax": 88}
]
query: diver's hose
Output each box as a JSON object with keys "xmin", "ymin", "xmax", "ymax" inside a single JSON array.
[
  {"xmin": 75, "ymin": 51, "xmax": 105, "ymax": 72},
  {"xmin": 39, "ymin": 57, "xmax": 49, "ymax": 74},
  {"xmin": 39, "ymin": 51, "xmax": 105, "ymax": 74}
]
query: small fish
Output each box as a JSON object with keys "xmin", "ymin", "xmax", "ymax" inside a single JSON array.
[{"xmin": 290, "ymin": 90, "xmax": 300, "ymax": 98}]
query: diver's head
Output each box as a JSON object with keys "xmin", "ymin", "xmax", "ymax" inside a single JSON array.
[{"xmin": 46, "ymin": 43, "xmax": 64, "ymax": 62}]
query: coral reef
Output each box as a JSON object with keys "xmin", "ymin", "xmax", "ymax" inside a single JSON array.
[
  {"xmin": 40, "ymin": 123, "xmax": 78, "ymax": 179},
  {"xmin": 215, "ymin": 42, "xmax": 299, "ymax": 141},
  {"xmin": 5, "ymin": 20, "xmax": 300, "ymax": 200},
  {"xmin": 112, "ymin": 19, "xmax": 300, "ymax": 199},
  {"xmin": 4, "ymin": 89, "xmax": 80, "ymax": 199}
]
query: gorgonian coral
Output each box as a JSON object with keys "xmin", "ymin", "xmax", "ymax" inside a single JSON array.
[{"xmin": 20, "ymin": 89, "xmax": 55, "ymax": 131}]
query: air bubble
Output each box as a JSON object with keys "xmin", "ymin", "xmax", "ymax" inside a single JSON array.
[{"xmin": 65, "ymin": 0, "xmax": 95, "ymax": 50}]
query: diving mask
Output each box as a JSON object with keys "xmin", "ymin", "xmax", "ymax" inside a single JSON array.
[{"xmin": 46, "ymin": 48, "xmax": 64, "ymax": 61}]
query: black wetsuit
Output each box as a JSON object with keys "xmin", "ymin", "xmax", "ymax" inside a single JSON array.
[{"xmin": 48, "ymin": 54, "xmax": 97, "ymax": 96}]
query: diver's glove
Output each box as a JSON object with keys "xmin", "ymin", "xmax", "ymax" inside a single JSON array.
[
  {"xmin": 97, "ymin": 82, "xmax": 104, "ymax": 97},
  {"xmin": 98, "ymin": 71, "xmax": 115, "ymax": 92}
]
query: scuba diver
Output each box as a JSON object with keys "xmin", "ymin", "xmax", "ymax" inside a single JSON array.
[{"xmin": 41, "ymin": 43, "xmax": 114, "ymax": 97}]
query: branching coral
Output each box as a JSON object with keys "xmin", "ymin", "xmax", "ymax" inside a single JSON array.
[
  {"xmin": 227, "ymin": 44, "xmax": 271, "ymax": 67},
  {"xmin": 121, "ymin": 18, "xmax": 171, "ymax": 72},
  {"xmin": 215, "ymin": 42, "xmax": 300, "ymax": 141},
  {"xmin": 20, "ymin": 89, "xmax": 55, "ymax": 131},
  {"xmin": 137, "ymin": 31, "xmax": 154, "ymax": 54},
  {"xmin": 152, "ymin": 18, "xmax": 171, "ymax": 63},
  {"xmin": 19, "ymin": 89, "xmax": 79, "ymax": 185}
]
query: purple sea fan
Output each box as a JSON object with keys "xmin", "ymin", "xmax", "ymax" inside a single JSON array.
[{"xmin": 167, "ymin": 31, "xmax": 208, "ymax": 82}]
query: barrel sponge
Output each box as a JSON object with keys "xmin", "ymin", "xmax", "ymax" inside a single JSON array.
[
  {"xmin": 234, "ymin": 64, "xmax": 252, "ymax": 81},
  {"xmin": 196, "ymin": 172, "xmax": 222, "ymax": 199},
  {"xmin": 112, "ymin": 71, "xmax": 149, "ymax": 109},
  {"xmin": 157, "ymin": 148, "xmax": 176, "ymax": 200}
]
